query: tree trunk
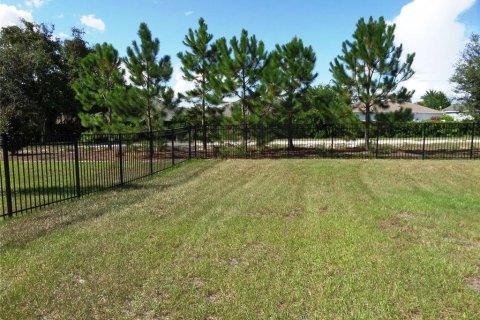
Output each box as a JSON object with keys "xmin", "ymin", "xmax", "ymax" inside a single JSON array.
[
  {"xmin": 41, "ymin": 117, "xmax": 47, "ymax": 144},
  {"xmin": 242, "ymin": 105, "xmax": 248, "ymax": 156},
  {"xmin": 201, "ymin": 98, "xmax": 207, "ymax": 152},
  {"xmin": 242, "ymin": 78, "xmax": 248, "ymax": 156},
  {"xmin": 146, "ymin": 97, "xmax": 154, "ymax": 166},
  {"xmin": 108, "ymin": 107, "xmax": 113, "ymax": 150},
  {"xmin": 146, "ymin": 70, "xmax": 152, "ymax": 134},
  {"xmin": 287, "ymin": 116, "xmax": 294, "ymax": 150},
  {"xmin": 147, "ymin": 103, "xmax": 152, "ymax": 133},
  {"xmin": 146, "ymin": 102, "xmax": 154, "ymax": 167},
  {"xmin": 201, "ymin": 72, "xmax": 207, "ymax": 152},
  {"xmin": 364, "ymin": 104, "xmax": 371, "ymax": 151}
]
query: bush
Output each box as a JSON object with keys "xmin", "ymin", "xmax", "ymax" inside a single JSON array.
[{"xmin": 376, "ymin": 122, "xmax": 473, "ymax": 138}]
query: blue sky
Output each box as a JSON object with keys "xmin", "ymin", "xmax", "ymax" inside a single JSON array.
[{"xmin": 0, "ymin": 0, "xmax": 479, "ymax": 99}]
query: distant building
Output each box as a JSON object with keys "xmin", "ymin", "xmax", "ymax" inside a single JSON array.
[
  {"xmin": 353, "ymin": 102, "xmax": 443, "ymax": 122},
  {"xmin": 442, "ymin": 105, "xmax": 474, "ymax": 121}
]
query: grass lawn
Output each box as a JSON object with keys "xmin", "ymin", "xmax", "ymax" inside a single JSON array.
[{"xmin": 1, "ymin": 159, "xmax": 479, "ymax": 319}]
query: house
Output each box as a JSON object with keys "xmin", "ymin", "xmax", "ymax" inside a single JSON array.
[
  {"xmin": 442, "ymin": 104, "xmax": 474, "ymax": 121},
  {"xmin": 353, "ymin": 102, "xmax": 444, "ymax": 122}
]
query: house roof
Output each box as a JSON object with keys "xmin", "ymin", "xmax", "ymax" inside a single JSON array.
[
  {"xmin": 443, "ymin": 104, "xmax": 466, "ymax": 112},
  {"xmin": 353, "ymin": 102, "xmax": 443, "ymax": 114}
]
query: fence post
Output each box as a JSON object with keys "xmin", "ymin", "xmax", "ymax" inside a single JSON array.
[
  {"xmin": 188, "ymin": 127, "xmax": 192, "ymax": 159},
  {"xmin": 1, "ymin": 133, "xmax": 13, "ymax": 217},
  {"xmin": 73, "ymin": 134, "xmax": 81, "ymax": 198},
  {"xmin": 470, "ymin": 123, "xmax": 475, "ymax": 160},
  {"xmin": 118, "ymin": 134, "xmax": 124, "ymax": 185},
  {"xmin": 171, "ymin": 129, "xmax": 175, "ymax": 166},
  {"xmin": 194, "ymin": 127, "xmax": 198, "ymax": 158},
  {"xmin": 422, "ymin": 123, "xmax": 426, "ymax": 160},
  {"xmin": 375, "ymin": 124, "xmax": 380, "ymax": 159},
  {"xmin": 149, "ymin": 131, "xmax": 154, "ymax": 175}
]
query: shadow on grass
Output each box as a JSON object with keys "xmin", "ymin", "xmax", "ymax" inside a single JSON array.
[{"xmin": 0, "ymin": 160, "xmax": 220, "ymax": 250}]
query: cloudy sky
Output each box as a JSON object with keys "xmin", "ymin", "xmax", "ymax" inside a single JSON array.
[{"xmin": 0, "ymin": 0, "xmax": 478, "ymax": 101}]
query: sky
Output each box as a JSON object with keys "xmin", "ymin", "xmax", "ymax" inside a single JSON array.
[{"xmin": 0, "ymin": 0, "xmax": 479, "ymax": 101}]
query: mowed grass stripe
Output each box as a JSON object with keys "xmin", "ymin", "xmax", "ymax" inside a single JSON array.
[{"xmin": 0, "ymin": 160, "xmax": 479, "ymax": 319}]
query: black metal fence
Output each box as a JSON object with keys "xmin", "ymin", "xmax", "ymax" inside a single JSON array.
[
  {"xmin": 195, "ymin": 122, "xmax": 480, "ymax": 160},
  {"xmin": 2, "ymin": 122, "xmax": 479, "ymax": 218},
  {"xmin": 1, "ymin": 127, "xmax": 192, "ymax": 218}
]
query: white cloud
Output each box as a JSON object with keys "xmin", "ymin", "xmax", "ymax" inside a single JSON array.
[
  {"xmin": 25, "ymin": 0, "xmax": 46, "ymax": 8},
  {"xmin": 0, "ymin": 4, "xmax": 33, "ymax": 28},
  {"xmin": 80, "ymin": 14, "xmax": 106, "ymax": 32},
  {"xmin": 120, "ymin": 62, "xmax": 134, "ymax": 86},
  {"xmin": 172, "ymin": 65, "xmax": 195, "ymax": 97},
  {"xmin": 184, "ymin": 11, "xmax": 194, "ymax": 16},
  {"xmin": 57, "ymin": 14, "xmax": 64, "ymax": 19},
  {"xmin": 392, "ymin": 0, "xmax": 476, "ymax": 101},
  {"xmin": 56, "ymin": 32, "xmax": 69, "ymax": 39}
]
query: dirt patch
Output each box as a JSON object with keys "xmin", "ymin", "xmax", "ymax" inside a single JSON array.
[
  {"xmin": 192, "ymin": 277, "xmax": 205, "ymax": 288},
  {"xmin": 465, "ymin": 278, "xmax": 480, "ymax": 293},
  {"xmin": 379, "ymin": 218, "xmax": 413, "ymax": 237},
  {"xmin": 398, "ymin": 211, "xmax": 414, "ymax": 220},
  {"xmin": 205, "ymin": 291, "xmax": 219, "ymax": 303},
  {"xmin": 74, "ymin": 276, "xmax": 86, "ymax": 285},
  {"xmin": 318, "ymin": 206, "xmax": 329, "ymax": 214},
  {"xmin": 229, "ymin": 258, "xmax": 239, "ymax": 267},
  {"xmin": 282, "ymin": 208, "xmax": 303, "ymax": 219},
  {"xmin": 379, "ymin": 218, "xmax": 403, "ymax": 230},
  {"xmin": 192, "ymin": 254, "xmax": 203, "ymax": 261},
  {"xmin": 152, "ymin": 289, "xmax": 168, "ymax": 301},
  {"xmin": 246, "ymin": 207, "xmax": 273, "ymax": 218}
]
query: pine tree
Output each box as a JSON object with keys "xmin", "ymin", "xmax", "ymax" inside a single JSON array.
[
  {"xmin": 73, "ymin": 43, "xmax": 129, "ymax": 133},
  {"xmin": 216, "ymin": 29, "xmax": 268, "ymax": 127},
  {"xmin": 272, "ymin": 37, "xmax": 317, "ymax": 149},
  {"xmin": 126, "ymin": 23, "xmax": 173, "ymax": 132},
  {"xmin": 177, "ymin": 18, "xmax": 221, "ymax": 150},
  {"xmin": 330, "ymin": 16, "xmax": 415, "ymax": 150}
]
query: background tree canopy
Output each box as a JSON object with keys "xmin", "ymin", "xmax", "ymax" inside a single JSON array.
[
  {"xmin": 451, "ymin": 33, "xmax": 480, "ymax": 121},
  {"xmin": 418, "ymin": 90, "xmax": 451, "ymax": 110},
  {"xmin": 2, "ymin": 16, "xmax": 475, "ymax": 140},
  {"xmin": 0, "ymin": 20, "xmax": 87, "ymax": 137}
]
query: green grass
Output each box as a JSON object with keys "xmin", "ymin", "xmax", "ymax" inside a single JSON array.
[{"xmin": 1, "ymin": 159, "xmax": 479, "ymax": 319}]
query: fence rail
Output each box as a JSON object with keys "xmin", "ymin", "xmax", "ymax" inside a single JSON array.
[
  {"xmin": 195, "ymin": 122, "xmax": 480, "ymax": 160},
  {"xmin": 2, "ymin": 122, "xmax": 479, "ymax": 218},
  {"xmin": 1, "ymin": 127, "xmax": 192, "ymax": 218}
]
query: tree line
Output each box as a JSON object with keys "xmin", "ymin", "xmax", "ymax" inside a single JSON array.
[{"xmin": 1, "ymin": 17, "xmax": 478, "ymax": 149}]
